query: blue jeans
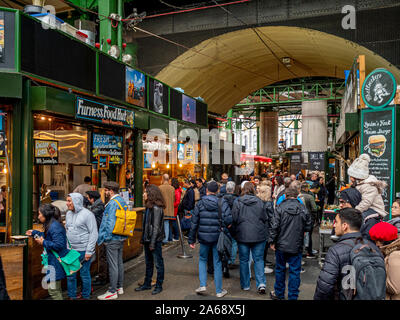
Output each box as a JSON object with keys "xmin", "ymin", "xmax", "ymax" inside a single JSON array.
[
  {"xmin": 199, "ymin": 243, "xmax": 223, "ymax": 294},
  {"xmin": 229, "ymin": 239, "xmax": 238, "ymax": 265},
  {"xmin": 274, "ymin": 249, "xmax": 302, "ymax": 300},
  {"xmin": 144, "ymin": 242, "xmax": 164, "ymax": 288},
  {"xmin": 67, "ymin": 251, "xmax": 92, "ymax": 299},
  {"xmin": 238, "ymin": 241, "xmax": 266, "ymax": 290},
  {"xmin": 171, "ymin": 220, "xmax": 179, "ymax": 240},
  {"xmin": 163, "ymin": 220, "xmax": 172, "ymax": 243}
]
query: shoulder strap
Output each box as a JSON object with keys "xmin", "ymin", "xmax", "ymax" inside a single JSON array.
[
  {"xmin": 113, "ymin": 198, "xmax": 127, "ymax": 210},
  {"xmin": 217, "ymin": 197, "xmax": 223, "ymax": 229}
]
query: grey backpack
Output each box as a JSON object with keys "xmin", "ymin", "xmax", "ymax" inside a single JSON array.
[{"xmin": 345, "ymin": 238, "xmax": 386, "ymax": 300}]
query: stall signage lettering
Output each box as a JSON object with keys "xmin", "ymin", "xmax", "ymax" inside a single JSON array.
[
  {"xmin": 76, "ymin": 97, "xmax": 134, "ymax": 128},
  {"xmin": 308, "ymin": 152, "xmax": 325, "ymax": 171},
  {"xmin": 361, "ymin": 108, "xmax": 394, "ymax": 213},
  {"xmin": 34, "ymin": 140, "xmax": 58, "ymax": 165},
  {"xmin": 92, "ymin": 133, "xmax": 124, "ymax": 165},
  {"xmin": 362, "ymin": 68, "xmax": 396, "ymax": 109}
]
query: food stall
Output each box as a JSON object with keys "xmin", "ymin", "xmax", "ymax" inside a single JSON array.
[{"xmin": 318, "ymin": 204, "xmax": 340, "ymax": 267}]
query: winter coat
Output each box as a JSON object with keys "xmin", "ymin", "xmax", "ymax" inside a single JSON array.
[
  {"xmin": 360, "ymin": 208, "xmax": 382, "ymax": 241},
  {"xmin": 299, "ymin": 192, "xmax": 318, "ymax": 221},
  {"xmin": 159, "ymin": 182, "xmax": 175, "ymax": 220},
  {"xmin": 380, "ymin": 238, "xmax": 400, "ymax": 300},
  {"xmin": 182, "ymin": 187, "xmax": 195, "ymax": 211},
  {"xmin": 257, "ymin": 184, "xmax": 272, "ymax": 202},
  {"xmin": 273, "ymin": 184, "xmax": 285, "ymax": 207},
  {"xmin": 89, "ymin": 198, "xmax": 105, "ymax": 230},
  {"xmin": 199, "ymin": 185, "xmax": 206, "ymax": 198},
  {"xmin": 66, "ymin": 193, "xmax": 98, "ymax": 255},
  {"xmin": 388, "ymin": 217, "xmax": 400, "ymax": 235},
  {"xmin": 355, "ymin": 175, "xmax": 387, "ymax": 218},
  {"xmin": 222, "ymin": 193, "xmax": 238, "ymax": 210},
  {"xmin": 97, "ymin": 195, "xmax": 127, "ymax": 246},
  {"xmin": 173, "ymin": 187, "xmax": 182, "ymax": 218},
  {"xmin": 32, "ymin": 220, "xmax": 69, "ymax": 281},
  {"xmin": 141, "ymin": 206, "xmax": 165, "ymax": 248},
  {"xmin": 264, "ymin": 200, "xmax": 274, "ymax": 242},
  {"xmin": 314, "ymin": 232, "xmax": 382, "ymax": 300},
  {"xmin": 231, "ymin": 194, "xmax": 269, "ymax": 244},
  {"xmin": 188, "ymin": 195, "xmax": 232, "ymax": 245},
  {"xmin": 269, "ymin": 198, "xmax": 312, "ymax": 254}
]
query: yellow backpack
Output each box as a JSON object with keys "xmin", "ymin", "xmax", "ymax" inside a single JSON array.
[{"xmin": 112, "ymin": 199, "xmax": 137, "ymax": 237}]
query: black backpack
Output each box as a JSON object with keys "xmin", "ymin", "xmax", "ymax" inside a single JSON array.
[
  {"xmin": 343, "ymin": 237, "xmax": 386, "ymax": 300},
  {"xmin": 216, "ymin": 198, "xmax": 232, "ymax": 263}
]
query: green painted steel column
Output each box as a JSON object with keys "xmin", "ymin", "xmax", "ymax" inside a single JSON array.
[
  {"xmin": 124, "ymin": 42, "xmax": 138, "ymax": 67},
  {"xmin": 117, "ymin": 0, "xmax": 123, "ymax": 60},
  {"xmin": 98, "ymin": 0, "xmax": 117, "ymax": 54},
  {"xmin": 294, "ymin": 119, "xmax": 298, "ymax": 145},
  {"xmin": 256, "ymin": 109, "xmax": 260, "ymax": 155},
  {"xmin": 134, "ymin": 130, "xmax": 143, "ymax": 207},
  {"xmin": 226, "ymin": 109, "xmax": 233, "ymax": 130}
]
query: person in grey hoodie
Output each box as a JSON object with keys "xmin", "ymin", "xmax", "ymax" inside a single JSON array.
[{"xmin": 65, "ymin": 192, "xmax": 98, "ymax": 300}]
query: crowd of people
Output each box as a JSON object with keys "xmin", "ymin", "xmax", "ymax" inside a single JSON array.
[{"xmin": 16, "ymin": 152, "xmax": 400, "ymax": 301}]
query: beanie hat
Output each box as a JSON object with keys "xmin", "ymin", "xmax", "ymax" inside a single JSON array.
[
  {"xmin": 347, "ymin": 153, "xmax": 370, "ymax": 180},
  {"xmin": 339, "ymin": 187, "xmax": 362, "ymax": 208},
  {"xmin": 207, "ymin": 181, "xmax": 218, "ymax": 193},
  {"xmin": 369, "ymin": 222, "xmax": 398, "ymax": 242}
]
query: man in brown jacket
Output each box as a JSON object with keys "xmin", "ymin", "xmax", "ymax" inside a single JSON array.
[{"xmin": 159, "ymin": 174, "xmax": 176, "ymax": 244}]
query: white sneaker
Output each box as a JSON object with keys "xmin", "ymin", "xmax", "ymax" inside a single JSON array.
[
  {"xmin": 286, "ymin": 263, "xmax": 289, "ymax": 268},
  {"xmin": 216, "ymin": 289, "xmax": 227, "ymax": 298},
  {"xmin": 172, "ymin": 238, "xmax": 180, "ymax": 242},
  {"xmin": 312, "ymin": 249, "xmax": 318, "ymax": 254},
  {"xmin": 97, "ymin": 291, "xmax": 118, "ymax": 300},
  {"xmin": 301, "ymin": 260, "xmax": 305, "ymax": 266},
  {"xmin": 117, "ymin": 288, "xmax": 124, "ymax": 295},
  {"xmin": 264, "ymin": 266, "xmax": 274, "ymax": 274},
  {"xmin": 195, "ymin": 286, "xmax": 207, "ymax": 294}
]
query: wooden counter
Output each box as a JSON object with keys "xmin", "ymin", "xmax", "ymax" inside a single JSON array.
[
  {"xmin": 0, "ymin": 243, "xmax": 25, "ymax": 300},
  {"xmin": 28, "ymin": 207, "xmax": 145, "ymax": 300}
]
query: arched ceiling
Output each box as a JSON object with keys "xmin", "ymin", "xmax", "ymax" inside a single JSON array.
[{"xmin": 156, "ymin": 26, "xmax": 400, "ymax": 115}]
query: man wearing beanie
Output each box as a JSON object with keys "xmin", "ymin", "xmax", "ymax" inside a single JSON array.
[
  {"xmin": 339, "ymin": 187, "xmax": 362, "ymax": 209},
  {"xmin": 347, "ymin": 153, "xmax": 388, "ymax": 240},
  {"xmin": 188, "ymin": 180, "xmax": 232, "ymax": 298}
]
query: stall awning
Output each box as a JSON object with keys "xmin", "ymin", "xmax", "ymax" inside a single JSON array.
[{"xmin": 240, "ymin": 153, "xmax": 272, "ymax": 163}]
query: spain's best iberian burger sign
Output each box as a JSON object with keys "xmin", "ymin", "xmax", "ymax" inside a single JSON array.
[{"xmin": 76, "ymin": 97, "xmax": 134, "ymax": 128}]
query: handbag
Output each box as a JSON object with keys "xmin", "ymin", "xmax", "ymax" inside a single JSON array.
[
  {"xmin": 216, "ymin": 197, "xmax": 232, "ymax": 262},
  {"xmin": 112, "ymin": 199, "xmax": 137, "ymax": 237},
  {"xmin": 52, "ymin": 239, "xmax": 82, "ymax": 276}
]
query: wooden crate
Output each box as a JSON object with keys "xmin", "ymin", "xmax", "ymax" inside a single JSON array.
[{"xmin": 0, "ymin": 244, "xmax": 24, "ymax": 300}]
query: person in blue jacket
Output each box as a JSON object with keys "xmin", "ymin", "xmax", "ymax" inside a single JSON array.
[
  {"xmin": 26, "ymin": 204, "xmax": 68, "ymax": 300},
  {"xmin": 97, "ymin": 181, "xmax": 128, "ymax": 300}
]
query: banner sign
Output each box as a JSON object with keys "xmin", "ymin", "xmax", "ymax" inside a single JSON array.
[
  {"xmin": 76, "ymin": 97, "xmax": 134, "ymax": 129},
  {"xmin": 34, "ymin": 140, "xmax": 58, "ymax": 164},
  {"xmin": 290, "ymin": 152, "xmax": 302, "ymax": 175},
  {"xmin": 0, "ymin": 12, "xmax": 4, "ymax": 63},
  {"xmin": 361, "ymin": 107, "xmax": 395, "ymax": 213},
  {"xmin": 308, "ymin": 152, "xmax": 325, "ymax": 171},
  {"xmin": 91, "ymin": 133, "xmax": 124, "ymax": 165},
  {"xmin": 362, "ymin": 68, "xmax": 397, "ymax": 109}
]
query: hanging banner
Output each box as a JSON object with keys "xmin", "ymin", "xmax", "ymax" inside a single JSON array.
[
  {"xmin": 0, "ymin": 12, "xmax": 4, "ymax": 63},
  {"xmin": 34, "ymin": 140, "xmax": 58, "ymax": 165},
  {"xmin": 289, "ymin": 152, "xmax": 302, "ymax": 175},
  {"xmin": 76, "ymin": 97, "xmax": 134, "ymax": 128},
  {"xmin": 308, "ymin": 152, "xmax": 325, "ymax": 172},
  {"xmin": 91, "ymin": 133, "xmax": 124, "ymax": 165},
  {"xmin": 361, "ymin": 107, "xmax": 395, "ymax": 213}
]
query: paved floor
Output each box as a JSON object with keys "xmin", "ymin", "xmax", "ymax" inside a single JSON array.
[{"xmin": 91, "ymin": 229, "xmax": 330, "ymax": 300}]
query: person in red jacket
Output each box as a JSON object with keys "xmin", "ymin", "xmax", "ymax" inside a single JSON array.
[{"xmin": 171, "ymin": 178, "xmax": 182, "ymax": 241}]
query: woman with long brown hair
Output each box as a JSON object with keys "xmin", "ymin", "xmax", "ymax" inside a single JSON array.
[{"xmin": 135, "ymin": 184, "xmax": 166, "ymax": 295}]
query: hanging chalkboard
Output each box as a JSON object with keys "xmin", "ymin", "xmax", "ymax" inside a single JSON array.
[
  {"xmin": 308, "ymin": 152, "xmax": 325, "ymax": 171},
  {"xmin": 290, "ymin": 152, "xmax": 302, "ymax": 175},
  {"xmin": 361, "ymin": 107, "xmax": 395, "ymax": 213}
]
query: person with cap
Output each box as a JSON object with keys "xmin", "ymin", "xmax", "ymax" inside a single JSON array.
[
  {"xmin": 188, "ymin": 180, "xmax": 232, "ymax": 298},
  {"xmin": 347, "ymin": 153, "xmax": 388, "ymax": 222},
  {"xmin": 314, "ymin": 207, "xmax": 383, "ymax": 300},
  {"xmin": 370, "ymin": 222, "xmax": 400, "ymax": 300},
  {"xmin": 97, "ymin": 181, "xmax": 128, "ymax": 300},
  {"xmin": 65, "ymin": 192, "xmax": 98, "ymax": 300},
  {"xmin": 86, "ymin": 190, "xmax": 108, "ymax": 286}
]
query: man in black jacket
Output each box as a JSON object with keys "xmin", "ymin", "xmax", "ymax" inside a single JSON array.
[
  {"xmin": 86, "ymin": 191, "xmax": 108, "ymax": 286},
  {"xmin": 269, "ymin": 187, "xmax": 312, "ymax": 300},
  {"xmin": 196, "ymin": 179, "xmax": 206, "ymax": 199},
  {"xmin": 314, "ymin": 208, "xmax": 383, "ymax": 300},
  {"xmin": 182, "ymin": 179, "xmax": 195, "ymax": 214},
  {"xmin": 188, "ymin": 181, "xmax": 232, "ymax": 298}
]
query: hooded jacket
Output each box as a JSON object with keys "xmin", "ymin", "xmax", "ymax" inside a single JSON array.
[
  {"xmin": 66, "ymin": 193, "xmax": 98, "ymax": 255},
  {"xmin": 97, "ymin": 195, "xmax": 128, "ymax": 245},
  {"xmin": 222, "ymin": 193, "xmax": 238, "ymax": 210},
  {"xmin": 355, "ymin": 175, "xmax": 388, "ymax": 218},
  {"xmin": 299, "ymin": 192, "xmax": 318, "ymax": 221},
  {"xmin": 314, "ymin": 232, "xmax": 383, "ymax": 300},
  {"xmin": 269, "ymin": 198, "xmax": 312, "ymax": 254},
  {"xmin": 188, "ymin": 194, "xmax": 232, "ymax": 245},
  {"xmin": 231, "ymin": 194, "xmax": 269, "ymax": 244}
]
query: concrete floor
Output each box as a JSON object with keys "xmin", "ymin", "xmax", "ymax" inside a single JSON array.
[{"xmin": 91, "ymin": 229, "xmax": 328, "ymax": 301}]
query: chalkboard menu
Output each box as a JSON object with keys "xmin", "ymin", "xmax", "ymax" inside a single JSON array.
[
  {"xmin": 308, "ymin": 152, "xmax": 325, "ymax": 171},
  {"xmin": 361, "ymin": 107, "xmax": 395, "ymax": 213},
  {"xmin": 290, "ymin": 153, "xmax": 302, "ymax": 175},
  {"xmin": 91, "ymin": 133, "xmax": 124, "ymax": 165}
]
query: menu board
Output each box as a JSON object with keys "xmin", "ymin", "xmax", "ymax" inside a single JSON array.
[
  {"xmin": 290, "ymin": 152, "xmax": 302, "ymax": 175},
  {"xmin": 308, "ymin": 152, "xmax": 325, "ymax": 171},
  {"xmin": 97, "ymin": 155, "xmax": 109, "ymax": 170},
  {"xmin": 91, "ymin": 133, "xmax": 124, "ymax": 165},
  {"xmin": 34, "ymin": 140, "xmax": 58, "ymax": 165},
  {"xmin": 361, "ymin": 107, "xmax": 395, "ymax": 213}
]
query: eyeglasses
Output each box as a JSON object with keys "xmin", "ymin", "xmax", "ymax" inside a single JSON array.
[{"xmin": 339, "ymin": 200, "xmax": 347, "ymax": 204}]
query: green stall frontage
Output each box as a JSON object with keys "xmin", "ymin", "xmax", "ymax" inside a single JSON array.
[{"xmin": 0, "ymin": 7, "xmax": 208, "ymax": 299}]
